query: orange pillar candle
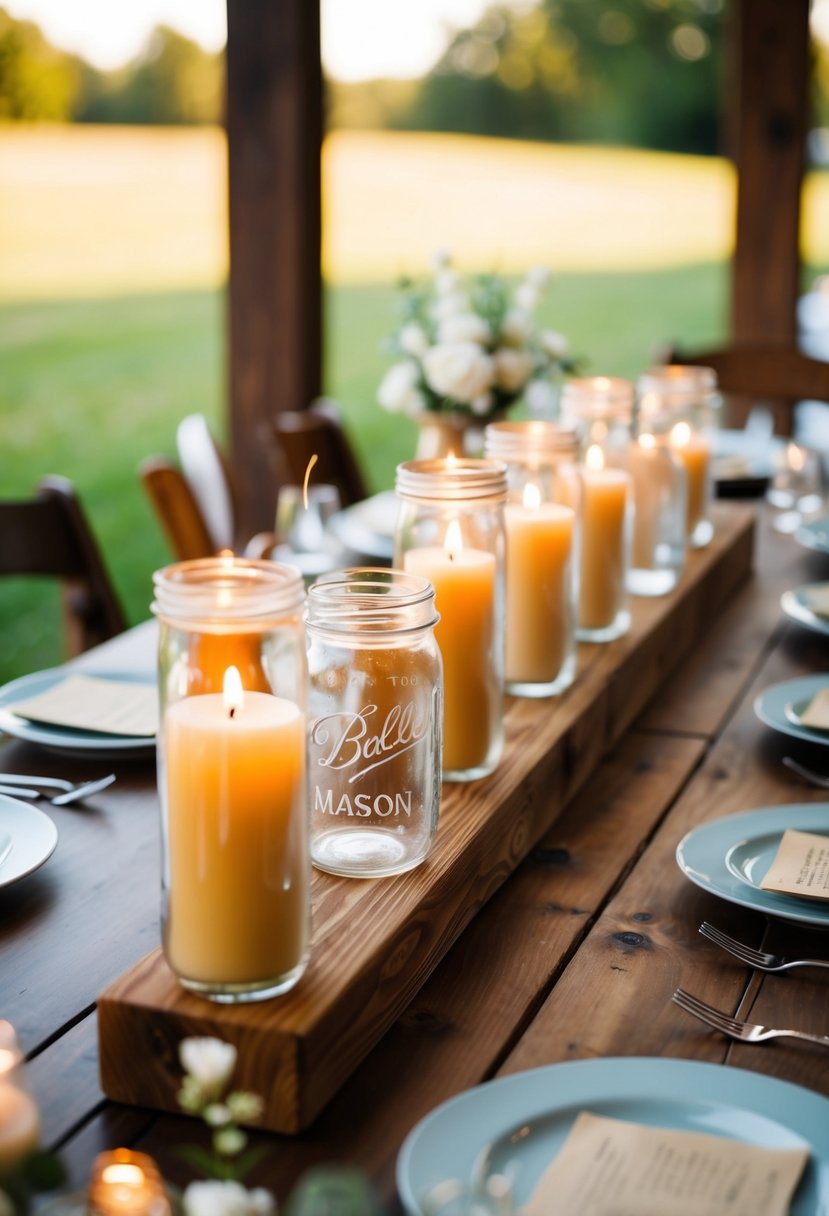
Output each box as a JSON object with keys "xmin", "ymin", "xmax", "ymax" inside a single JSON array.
[
  {"xmin": 163, "ymin": 666, "xmax": 309, "ymax": 997},
  {"xmin": 504, "ymin": 487, "xmax": 575, "ymax": 686},
  {"xmin": 670, "ymin": 420, "xmax": 711, "ymax": 542},
  {"xmin": 404, "ymin": 521, "xmax": 496, "ymax": 776},
  {"xmin": 578, "ymin": 446, "xmax": 630, "ymax": 635}
]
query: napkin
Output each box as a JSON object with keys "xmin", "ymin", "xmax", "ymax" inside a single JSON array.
[
  {"xmin": 760, "ymin": 828, "xmax": 829, "ymax": 900},
  {"xmin": 796, "ymin": 687, "xmax": 829, "ymax": 731},
  {"xmin": 11, "ymin": 674, "xmax": 158, "ymax": 737},
  {"xmin": 523, "ymin": 1111, "xmax": 808, "ymax": 1216}
]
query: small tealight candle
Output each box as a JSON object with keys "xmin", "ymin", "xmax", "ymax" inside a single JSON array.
[
  {"xmin": 0, "ymin": 1020, "xmax": 40, "ymax": 1176},
  {"xmin": 88, "ymin": 1149, "xmax": 170, "ymax": 1216}
]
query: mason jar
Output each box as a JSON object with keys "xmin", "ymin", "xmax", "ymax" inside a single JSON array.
[
  {"xmin": 637, "ymin": 364, "xmax": 721, "ymax": 548},
  {"xmin": 152, "ymin": 555, "xmax": 309, "ymax": 1003},
  {"xmin": 395, "ymin": 458, "xmax": 507, "ymax": 782},
  {"xmin": 306, "ymin": 569, "xmax": 442, "ymax": 878},
  {"xmin": 484, "ymin": 420, "xmax": 579, "ymax": 696}
]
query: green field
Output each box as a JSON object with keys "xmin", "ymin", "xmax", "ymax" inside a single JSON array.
[{"xmin": 2, "ymin": 124, "xmax": 815, "ymax": 685}]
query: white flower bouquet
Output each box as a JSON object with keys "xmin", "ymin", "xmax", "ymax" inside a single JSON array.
[{"xmin": 378, "ymin": 252, "xmax": 573, "ymax": 425}]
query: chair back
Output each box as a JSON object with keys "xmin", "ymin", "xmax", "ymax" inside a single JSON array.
[
  {"xmin": 176, "ymin": 414, "xmax": 236, "ymax": 550},
  {"xmin": 271, "ymin": 403, "xmax": 368, "ymax": 507},
  {"xmin": 0, "ymin": 476, "xmax": 125, "ymax": 656},
  {"xmin": 139, "ymin": 457, "xmax": 216, "ymax": 561}
]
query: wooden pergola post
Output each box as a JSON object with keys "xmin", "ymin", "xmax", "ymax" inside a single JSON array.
[{"xmin": 225, "ymin": 0, "xmax": 323, "ymax": 533}]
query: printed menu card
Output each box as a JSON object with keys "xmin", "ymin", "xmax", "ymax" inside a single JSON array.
[
  {"xmin": 796, "ymin": 688, "xmax": 829, "ymax": 731},
  {"xmin": 11, "ymin": 674, "xmax": 158, "ymax": 737},
  {"xmin": 522, "ymin": 1111, "xmax": 808, "ymax": 1216},
  {"xmin": 760, "ymin": 828, "xmax": 829, "ymax": 900}
]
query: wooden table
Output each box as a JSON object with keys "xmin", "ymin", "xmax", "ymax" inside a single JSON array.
[{"xmin": 3, "ymin": 501, "xmax": 829, "ymax": 1210}]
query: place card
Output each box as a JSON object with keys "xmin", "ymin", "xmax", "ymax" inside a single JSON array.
[
  {"xmin": 11, "ymin": 675, "xmax": 158, "ymax": 737},
  {"xmin": 803, "ymin": 584, "xmax": 829, "ymax": 618},
  {"xmin": 795, "ymin": 687, "xmax": 829, "ymax": 731},
  {"xmin": 759, "ymin": 828, "xmax": 829, "ymax": 901},
  {"xmin": 523, "ymin": 1111, "xmax": 808, "ymax": 1216}
]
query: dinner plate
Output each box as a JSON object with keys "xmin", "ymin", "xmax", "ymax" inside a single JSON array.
[
  {"xmin": 754, "ymin": 675, "xmax": 829, "ymax": 746},
  {"xmin": 0, "ymin": 668, "xmax": 156, "ymax": 757},
  {"xmin": 0, "ymin": 794, "xmax": 58, "ymax": 888},
  {"xmin": 676, "ymin": 803, "xmax": 829, "ymax": 929},
  {"xmin": 795, "ymin": 514, "xmax": 829, "ymax": 554},
  {"xmin": 396, "ymin": 1057, "xmax": 829, "ymax": 1214},
  {"xmin": 713, "ymin": 428, "xmax": 783, "ymax": 495},
  {"xmin": 782, "ymin": 585, "xmax": 829, "ymax": 638}
]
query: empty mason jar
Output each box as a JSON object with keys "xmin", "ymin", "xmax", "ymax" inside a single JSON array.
[
  {"xmin": 306, "ymin": 568, "xmax": 442, "ymax": 878},
  {"xmin": 153, "ymin": 555, "xmax": 309, "ymax": 1003},
  {"xmin": 395, "ymin": 458, "xmax": 507, "ymax": 782}
]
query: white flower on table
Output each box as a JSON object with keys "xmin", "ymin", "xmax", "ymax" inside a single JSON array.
[
  {"xmin": 501, "ymin": 308, "xmax": 532, "ymax": 346},
  {"xmin": 399, "ymin": 321, "xmax": 429, "ymax": 358},
  {"xmin": 525, "ymin": 378, "xmax": 560, "ymax": 416},
  {"xmin": 438, "ymin": 312, "xmax": 491, "ymax": 345},
  {"xmin": 540, "ymin": 328, "xmax": 569, "ymax": 359},
  {"xmin": 470, "ymin": 393, "xmax": 494, "ymax": 417},
  {"xmin": 432, "ymin": 290, "xmax": 469, "ymax": 322},
  {"xmin": 377, "ymin": 361, "xmax": 427, "ymax": 416},
  {"xmin": 494, "ymin": 347, "xmax": 537, "ymax": 394},
  {"xmin": 180, "ymin": 1038, "xmax": 237, "ymax": 1096},
  {"xmin": 183, "ymin": 1180, "xmax": 276, "ymax": 1216},
  {"xmin": 423, "ymin": 342, "xmax": 495, "ymax": 404}
]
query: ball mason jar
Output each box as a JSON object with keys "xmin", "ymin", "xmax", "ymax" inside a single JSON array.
[
  {"xmin": 394, "ymin": 458, "xmax": 507, "ymax": 782},
  {"xmin": 484, "ymin": 420, "xmax": 579, "ymax": 697},
  {"xmin": 153, "ymin": 556, "xmax": 309, "ymax": 1003},
  {"xmin": 306, "ymin": 569, "xmax": 442, "ymax": 878},
  {"xmin": 637, "ymin": 364, "xmax": 721, "ymax": 548}
]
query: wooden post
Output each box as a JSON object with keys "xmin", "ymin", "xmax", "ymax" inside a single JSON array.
[{"xmin": 225, "ymin": 0, "xmax": 323, "ymax": 533}]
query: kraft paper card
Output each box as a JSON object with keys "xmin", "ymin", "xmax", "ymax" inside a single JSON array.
[
  {"xmin": 522, "ymin": 1111, "xmax": 808, "ymax": 1216},
  {"xmin": 760, "ymin": 828, "xmax": 829, "ymax": 901},
  {"xmin": 804, "ymin": 585, "xmax": 829, "ymax": 618},
  {"xmin": 796, "ymin": 687, "xmax": 829, "ymax": 731},
  {"xmin": 12, "ymin": 675, "xmax": 158, "ymax": 737}
]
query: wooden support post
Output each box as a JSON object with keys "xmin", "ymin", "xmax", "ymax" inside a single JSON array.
[{"xmin": 226, "ymin": 0, "xmax": 323, "ymax": 533}]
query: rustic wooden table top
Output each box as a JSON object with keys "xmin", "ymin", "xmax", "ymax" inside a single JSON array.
[{"xmin": 3, "ymin": 501, "xmax": 829, "ymax": 1211}]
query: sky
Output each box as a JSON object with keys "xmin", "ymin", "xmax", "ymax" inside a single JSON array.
[{"xmin": 3, "ymin": 0, "xmax": 494, "ymax": 79}]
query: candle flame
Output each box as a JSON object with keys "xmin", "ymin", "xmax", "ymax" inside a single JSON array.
[
  {"xmin": 224, "ymin": 666, "xmax": 244, "ymax": 718},
  {"xmin": 101, "ymin": 1164, "xmax": 146, "ymax": 1188},
  {"xmin": 302, "ymin": 454, "xmax": 319, "ymax": 510},
  {"xmin": 523, "ymin": 481, "xmax": 542, "ymax": 509},
  {"xmin": 446, "ymin": 450, "xmax": 458, "ymax": 467},
  {"xmin": 444, "ymin": 518, "xmax": 463, "ymax": 558},
  {"xmin": 638, "ymin": 432, "xmax": 656, "ymax": 450},
  {"xmin": 585, "ymin": 444, "xmax": 605, "ymax": 471},
  {"xmin": 671, "ymin": 421, "xmax": 692, "ymax": 448}
]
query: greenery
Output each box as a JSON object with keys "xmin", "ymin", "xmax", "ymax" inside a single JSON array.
[{"xmin": 0, "ymin": 264, "xmax": 729, "ymax": 685}]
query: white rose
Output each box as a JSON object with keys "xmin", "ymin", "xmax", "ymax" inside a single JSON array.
[
  {"xmin": 430, "ymin": 247, "xmax": 452, "ymax": 271},
  {"xmin": 179, "ymin": 1038, "xmax": 237, "ymax": 1094},
  {"xmin": 494, "ymin": 347, "xmax": 536, "ymax": 394},
  {"xmin": 526, "ymin": 265, "xmax": 552, "ymax": 290},
  {"xmin": 471, "ymin": 393, "xmax": 494, "ymax": 417},
  {"xmin": 438, "ymin": 312, "xmax": 491, "ymax": 345},
  {"xmin": 399, "ymin": 322, "xmax": 429, "ymax": 358},
  {"xmin": 432, "ymin": 291, "xmax": 469, "ymax": 321},
  {"xmin": 525, "ymin": 378, "xmax": 560, "ymax": 416},
  {"xmin": 184, "ymin": 1181, "xmax": 275, "ymax": 1216},
  {"xmin": 435, "ymin": 268, "xmax": 462, "ymax": 296},
  {"xmin": 500, "ymin": 308, "xmax": 532, "ymax": 346},
  {"xmin": 540, "ymin": 329, "xmax": 569, "ymax": 359},
  {"xmin": 423, "ymin": 342, "xmax": 495, "ymax": 404},
  {"xmin": 378, "ymin": 361, "xmax": 420, "ymax": 413}
]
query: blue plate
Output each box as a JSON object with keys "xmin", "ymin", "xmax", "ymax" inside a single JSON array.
[
  {"xmin": 754, "ymin": 675, "xmax": 829, "ymax": 746},
  {"xmin": 396, "ymin": 1057, "xmax": 829, "ymax": 1214},
  {"xmin": 796, "ymin": 515, "xmax": 829, "ymax": 554},
  {"xmin": 676, "ymin": 803, "xmax": 829, "ymax": 929},
  {"xmin": 781, "ymin": 586, "xmax": 829, "ymax": 638}
]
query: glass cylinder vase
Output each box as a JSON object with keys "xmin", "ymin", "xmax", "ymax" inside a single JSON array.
[
  {"xmin": 484, "ymin": 420, "xmax": 579, "ymax": 697},
  {"xmin": 394, "ymin": 458, "xmax": 507, "ymax": 782},
  {"xmin": 306, "ymin": 569, "xmax": 442, "ymax": 877},
  {"xmin": 152, "ymin": 556, "xmax": 309, "ymax": 1003}
]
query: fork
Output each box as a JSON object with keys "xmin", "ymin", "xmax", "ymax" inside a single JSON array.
[
  {"xmin": 0, "ymin": 772, "xmax": 116, "ymax": 806},
  {"xmin": 782, "ymin": 755, "xmax": 829, "ymax": 789},
  {"xmin": 699, "ymin": 921, "xmax": 829, "ymax": 973},
  {"xmin": 672, "ymin": 987, "xmax": 829, "ymax": 1048}
]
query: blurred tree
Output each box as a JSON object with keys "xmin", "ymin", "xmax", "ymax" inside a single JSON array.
[{"xmin": 0, "ymin": 6, "xmax": 78, "ymax": 120}]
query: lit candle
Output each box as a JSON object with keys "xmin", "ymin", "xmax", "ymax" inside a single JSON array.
[
  {"xmin": 404, "ymin": 519, "xmax": 497, "ymax": 775},
  {"xmin": 0, "ymin": 1022, "xmax": 39, "ymax": 1175},
  {"xmin": 88, "ymin": 1149, "xmax": 170, "ymax": 1216},
  {"xmin": 670, "ymin": 420, "xmax": 711, "ymax": 543},
  {"xmin": 504, "ymin": 483, "xmax": 575, "ymax": 686},
  {"xmin": 578, "ymin": 445, "xmax": 630, "ymax": 634},
  {"xmin": 164, "ymin": 666, "xmax": 308, "ymax": 990}
]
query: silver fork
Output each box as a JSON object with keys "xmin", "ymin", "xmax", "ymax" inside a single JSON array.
[
  {"xmin": 699, "ymin": 921, "xmax": 829, "ymax": 973},
  {"xmin": 0, "ymin": 772, "xmax": 116, "ymax": 806},
  {"xmin": 672, "ymin": 987, "xmax": 829, "ymax": 1048},
  {"xmin": 782, "ymin": 755, "xmax": 829, "ymax": 789}
]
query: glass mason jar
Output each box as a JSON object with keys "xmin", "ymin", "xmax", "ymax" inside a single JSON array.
[
  {"xmin": 637, "ymin": 364, "xmax": 721, "ymax": 548},
  {"xmin": 394, "ymin": 458, "xmax": 507, "ymax": 782},
  {"xmin": 306, "ymin": 569, "xmax": 442, "ymax": 878},
  {"xmin": 484, "ymin": 420, "xmax": 579, "ymax": 697},
  {"xmin": 152, "ymin": 556, "xmax": 309, "ymax": 1004}
]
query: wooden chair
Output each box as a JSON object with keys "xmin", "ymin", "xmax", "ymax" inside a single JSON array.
[
  {"xmin": 0, "ymin": 475, "xmax": 125, "ymax": 657},
  {"xmin": 270, "ymin": 400, "xmax": 369, "ymax": 507},
  {"xmin": 139, "ymin": 457, "xmax": 216, "ymax": 561}
]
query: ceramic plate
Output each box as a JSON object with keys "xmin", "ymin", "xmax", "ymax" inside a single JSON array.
[
  {"xmin": 754, "ymin": 675, "xmax": 829, "ymax": 747},
  {"xmin": 0, "ymin": 795, "xmax": 58, "ymax": 888},
  {"xmin": 676, "ymin": 803, "xmax": 829, "ymax": 928},
  {"xmin": 795, "ymin": 515, "xmax": 829, "ymax": 554},
  {"xmin": 0, "ymin": 668, "xmax": 156, "ymax": 758},
  {"xmin": 782, "ymin": 586, "xmax": 829, "ymax": 638},
  {"xmin": 396, "ymin": 1057, "xmax": 829, "ymax": 1214}
]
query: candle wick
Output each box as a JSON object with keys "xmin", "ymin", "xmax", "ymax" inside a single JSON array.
[{"xmin": 229, "ymin": 707, "xmax": 236, "ymax": 719}]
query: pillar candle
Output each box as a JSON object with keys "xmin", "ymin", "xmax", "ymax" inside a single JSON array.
[
  {"xmin": 629, "ymin": 434, "xmax": 673, "ymax": 569},
  {"xmin": 670, "ymin": 421, "xmax": 710, "ymax": 539},
  {"xmin": 164, "ymin": 667, "xmax": 308, "ymax": 985},
  {"xmin": 404, "ymin": 524, "xmax": 496, "ymax": 774},
  {"xmin": 0, "ymin": 1083, "xmax": 39, "ymax": 1174},
  {"xmin": 504, "ymin": 490, "xmax": 574, "ymax": 684},
  {"xmin": 579, "ymin": 447, "xmax": 630, "ymax": 632}
]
